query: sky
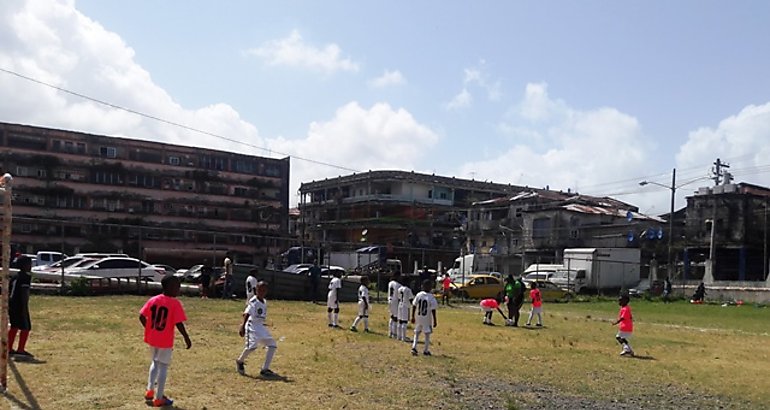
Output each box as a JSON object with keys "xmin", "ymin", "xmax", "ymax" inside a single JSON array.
[{"xmin": 1, "ymin": 0, "xmax": 770, "ymax": 214}]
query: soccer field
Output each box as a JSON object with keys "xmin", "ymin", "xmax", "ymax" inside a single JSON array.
[{"xmin": 3, "ymin": 295, "xmax": 769, "ymax": 409}]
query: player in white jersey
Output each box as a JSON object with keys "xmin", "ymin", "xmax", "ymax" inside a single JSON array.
[
  {"xmin": 387, "ymin": 271, "xmax": 402, "ymax": 338},
  {"xmin": 396, "ymin": 284, "xmax": 414, "ymax": 342},
  {"xmin": 350, "ymin": 276, "xmax": 371, "ymax": 332},
  {"xmin": 411, "ymin": 279, "xmax": 438, "ymax": 356},
  {"xmin": 327, "ymin": 271, "xmax": 343, "ymax": 328},
  {"xmin": 236, "ymin": 281, "xmax": 277, "ymax": 377},
  {"xmin": 245, "ymin": 270, "xmax": 258, "ymax": 302}
]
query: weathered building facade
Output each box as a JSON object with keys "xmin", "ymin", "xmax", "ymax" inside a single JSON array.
[
  {"xmin": 299, "ymin": 170, "xmax": 522, "ymax": 270},
  {"xmin": 0, "ymin": 121, "xmax": 289, "ymax": 267}
]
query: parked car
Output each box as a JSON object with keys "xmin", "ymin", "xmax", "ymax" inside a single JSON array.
[
  {"xmin": 629, "ymin": 280, "xmax": 664, "ymax": 298},
  {"xmin": 151, "ymin": 264, "xmax": 177, "ymax": 276},
  {"xmin": 283, "ymin": 263, "xmax": 313, "ymax": 274},
  {"xmin": 34, "ymin": 251, "xmax": 67, "ymax": 267},
  {"xmin": 525, "ymin": 281, "xmax": 574, "ymax": 302},
  {"xmin": 523, "ymin": 272, "xmax": 556, "ymax": 285},
  {"xmin": 67, "ymin": 257, "xmax": 165, "ymax": 282},
  {"xmin": 33, "ymin": 256, "xmax": 98, "ymax": 273},
  {"xmin": 450, "ymin": 274, "xmax": 504, "ymax": 300}
]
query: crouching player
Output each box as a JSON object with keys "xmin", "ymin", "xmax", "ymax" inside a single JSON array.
[
  {"xmin": 480, "ymin": 298, "xmax": 507, "ymax": 326},
  {"xmin": 236, "ymin": 281, "xmax": 278, "ymax": 377},
  {"xmin": 350, "ymin": 276, "xmax": 371, "ymax": 332},
  {"xmin": 411, "ymin": 280, "xmax": 438, "ymax": 356}
]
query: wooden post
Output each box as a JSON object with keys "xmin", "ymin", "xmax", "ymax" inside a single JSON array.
[{"xmin": 1, "ymin": 173, "xmax": 14, "ymax": 392}]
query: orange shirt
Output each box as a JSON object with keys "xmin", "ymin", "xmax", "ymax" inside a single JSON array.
[
  {"xmin": 140, "ymin": 294, "xmax": 187, "ymax": 348},
  {"xmin": 530, "ymin": 289, "xmax": 542, "ymax": 308},
  {"xmin": 442, "ymin": 276, "xmax": 451, "ymax": 290},
  {"xmin": 618, "ymin": 305, "xmax": 633, "ymax": 332}
]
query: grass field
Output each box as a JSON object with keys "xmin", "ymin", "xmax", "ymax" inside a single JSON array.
[{"xmin": 3, "ymin": 295, "xmax": 769, "ymax": 409}]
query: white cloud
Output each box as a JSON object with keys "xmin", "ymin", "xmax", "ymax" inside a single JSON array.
[
  {"xmin": 676, "ymin": 102, "xmax": 770, "ymax": 188},
  {"xmin": 368, "ymin": 69, "xmax": 405, "ymax": 88},
  {"xmin": 246, "ymin": 29, "xmax": 359, "ymax": 74},
  {"xmin": 269, "ymin": 102, "xmax": 439, "ymax": 199},
  {"xmin": 445, "ymin": 88, "xmax": 472, "ymax": 111}
]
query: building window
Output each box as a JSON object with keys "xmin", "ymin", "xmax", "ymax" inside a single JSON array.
[
  {"xmin": 532, "ymin": 218, "xmax": 551, "ymax": 239},
  {"xmin": 100, "ymin": 146, "xmax": 117, "ymax": 158},
  {"xmin": 37, "ymin": 169, "xmax": 47, "ymax": 178},
  {"xmin": 440, "ymin": 192, "xmax": 448, "ymax": 199},
  {"xmin": 234, "ymin": 187, "xmax": 248, "ymax": 196},
  {"xmin": 168, "ymin": 156, "xmax": 180, "ymax": 166}
]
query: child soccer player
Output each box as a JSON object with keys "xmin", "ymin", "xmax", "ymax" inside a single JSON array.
[
  {"xmin": 8, "ymin": 255, "xmax": 33, "ymax": 357},
  {"xmin": 327, "ymin": 270, "xmax": 342, "ymax": 328},
  {"xmin": 236, "ymin": 281, "xmax": 278, "ymax": 376},
  {"xmin": 397, "ymin": 283, "xmax": 414, "ymax": 341},
  {"xmin": 350, "ymin": 276, "xmax": 371, "ymax": 332},
  {"xmin": 245, "ymin": 269, "xmax": 259, "ymax": 301},
  {"xmin": 411, "ymin": 280, "xmax": 438, "ymax": 356},
  {"xmin": 139, "ymin": 275, "xmax": 192, "ymax": 408},
  {"xmin": 387, "ymin": 271, "xmax": 402, "ymax": 338},
  {"xmin": 612, "ymin": 294, "xmax": 634, "ymax": 356},
  {"xmin": 480, "ymin": 298, "xmax": 507, "ymax": 326},
  {"xmin": 525, "ymin": 281, "xmax": 543, "ymax": 327}
]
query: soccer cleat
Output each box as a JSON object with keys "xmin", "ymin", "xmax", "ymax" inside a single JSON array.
[
  {"xmin": 144, "ymin": 389, "xmax": 155, "ymax": 400},
  {"xmin": 15, "ymin": 351, "xmax": 34, "ymax": 358},
  {"xmin": 364, "ymin": 329, "xmax": 371, "ymax": 333},
  {"xmin": 152, "ymin": 396, "xmax": 173, "ymax": 407},
  {"xmin": 328, "ymin": 323, "xmax": 334, "ymax": 328},
  {"xmin": 8, "ymin": 349, "xmax": 17, "ymax": 356},
  {"xmin": 403, "ymin": 337, "xmax": 412, "ymax": 343},
  {"xmin": 411, "ymin": 348, "xmax": 418, "ymax": 356},
  {"xmin": 236, "ymin": 360, "xmax": 245, "ymax": 375},
  {"xmin": 260, "ymin": 369, "xmax": 276, "ymax": 377},
  {"xmin": 536, "ymin": 323, "xmax": 543, "ymax": 327},
  {"xmin": 620, "ymin": 350, "xmax": 629, "ymax": 356},
  {"xmin": 350, "ymin": 326, "xmax": 358, "ymax": 332},
  {"xmin": 423, "ymin": 351, "xmax": 432, "ymax": 356}
]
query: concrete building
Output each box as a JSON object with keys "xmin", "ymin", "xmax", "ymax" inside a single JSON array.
[
  {"xmin": 298, "ymin": 170, "xmax": 522, "ymax": 270},
  {"xmin": 0, "ymin": 121, "xmax": 289, "ymax": 267}
]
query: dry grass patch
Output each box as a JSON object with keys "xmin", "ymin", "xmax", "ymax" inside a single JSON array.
[{"xmin": 3, "ymin": 296, "xmax": 768, "ymax": 409}]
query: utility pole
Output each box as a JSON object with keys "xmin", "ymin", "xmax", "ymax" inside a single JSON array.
[{"xmin": 708, "ymin": 158, "xmax": 729, "ymax": 278}]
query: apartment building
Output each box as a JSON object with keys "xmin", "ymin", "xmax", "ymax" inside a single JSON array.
[
  {"xmin": 0, "ymin": 121, "xmax": 289, "ymax": 267},
  {"xmin": 299, "ymin": 170, "xmax": 522, "ymax": 269}
]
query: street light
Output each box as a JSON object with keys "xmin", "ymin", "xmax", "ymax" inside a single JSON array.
[{"xmin": 639, "ymin": 168, "xmax": 676, "ymax": 281}]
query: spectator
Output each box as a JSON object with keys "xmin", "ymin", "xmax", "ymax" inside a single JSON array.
[
  {"xmin": 309, "ymin": 262, "xmax": 322, "ymax": 303},
  {"xmin": 199, "ymin": 265, "xmax": 211, "ymax": 299},
  {"xmin": 222, "ymin": 255, "xmax": 233, "ymax": 299},
  {"xmin": 663, "ymin": 277, "xmax": 672, "ymax": 303},
  {"xmin": 8, "ymin": 255, "xmax": 34, "ymax": 357}
]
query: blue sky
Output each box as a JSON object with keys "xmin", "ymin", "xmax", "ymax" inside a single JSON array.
[{"xmin": 2, "ymin": 0, "xmax": 770, "ymax": 212}]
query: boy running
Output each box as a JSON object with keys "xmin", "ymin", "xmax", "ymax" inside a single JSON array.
[
  {"xmin": 397, "ymin": 283, "xmax": 414, "ymax": 341},
  {"xmin": 350, "ymin": 276, "xmax": 371, "ymax": 332},
  {"xmin": 139, "ymin": 275, "xmax": 192, "ymax": 408},
  {"xmin": 327, "ymin": 270, "xmax": 342, "ymax": 328},
  {"xmin": 236, "ymin": 281, "xmax": 278, "ymax": 376},
  {"xmin": 411, "ymin": 280, "xmax": 438, "ymax": 356},
  {"xmin": 612, "ymin": 294, "xmax": 634, "ymax": 356},
  {"xmin": 525, "ymin": 281, "xmax": 543, "ymax": 327},
  {"xmin": 387, "ymin": 271, "xmax": 402, "ymax": 338}
]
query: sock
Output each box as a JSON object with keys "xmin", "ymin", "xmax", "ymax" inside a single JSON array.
[
  {"xmin": 363, "ymin": 317, "xmax": 369, "ymax": 330},
  {"xmin": 527, "ymin": 311, "xmax": 534, "ymax": 325},
  {"xmin": 8, "ymin": 328, "xmax": 18, "ymax": 350},
  {"xmin": 262, "ymin": 346, "xmax": 276, "ymax": 371},
  {"xmin": 389, "ymin": 319, "xmax": 395, "ymax": 336},
  {"xmin": 333, "ymin": 313, "xmax": 339, "ymax": 326},
  {"xmin": 155, "ymin": 362, "xmax": 168, "ymax": 399},
  {"xmin": 424, "ymin": 333, "xmax": 432, "ymax": 353},
  {"xmin": 537, "ymin": 313, "xmax": 543, "ymax": 325},
  {"xmin": 147, "ymin": 360, "xmax": 159, "ymax": 391},
  {"xmin": 327, "ymin": 311, "xmax": 333, "ymax": 325},
  {"xmin": 18, "ymin": 330, "xmax": 30, "ymax": 351},
  {"xmin": 237, "ymin": 348, "xmax": 256, "ymax": 363},
  {"xmin": 412, "ymin": 330, "xmax": 421, "ymax": 350},
  {"xmin": 352, "ymin": 316, "xmax": 361, "ymax": 328}
]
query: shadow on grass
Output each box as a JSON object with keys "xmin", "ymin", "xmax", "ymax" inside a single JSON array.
[
  {"xmin": 243, "ymin": 373, "xmax": 293, "ymax": 383},
  {"xmin": 143, "ymin": 402, "xmax": 189, "ymax": 410},
  {"xmin": 626, "ymin": 354, "xmax": 656, "ymax": 361},
  {"xmin": 5, "ymin": 360, "xmax": 42, "ymax": 410}
]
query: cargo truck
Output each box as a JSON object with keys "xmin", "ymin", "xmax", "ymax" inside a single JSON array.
[{"xmin": 559, "ymin": 248, "xmax": 640, "ymax": 293}]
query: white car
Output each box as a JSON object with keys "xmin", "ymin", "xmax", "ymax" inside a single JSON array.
[
  {"xmin": 67, "ymin": 257, "xmax": 165, "ymax": 282},
  {"xmin": 33, "ymin": 256, "xmax": 98, "ymax": 273}
]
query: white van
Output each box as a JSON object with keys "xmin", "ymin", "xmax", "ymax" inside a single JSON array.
[{"xmin": 35, "ymin": 251, "xmax": 67, "ymax": 267}]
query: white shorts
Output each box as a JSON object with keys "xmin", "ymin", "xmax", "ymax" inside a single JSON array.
[
  {"xmin": 481, "ymin": 306, "xmax": 494, "ymax": 313},
  {"xmin": 388, "ymin": 302, "xmax": 399, "ymax": 318},
  {"xmin": 397, "ymin": 305, "xmax": 410, "ymax": 322},
  {"xmin": 616, "ymin": 331, "xmax": 632, "ymax": 340},
  {"xmin": 149, "ymin": 347, "xmax": 173, "ymax": 365},
  {"xmin": 414, "ymin": 322, "xmax": 433, "ymax": 334},
  {"xmin": 531, "ymin": 306, "xmax": 543, "ymax": 314},
  {"xmin": 245, "ymin": 325, "xmax": 276, "ymax": 350},
  {"xmin": 327, "ymin": 292, "xmax": 338, "ymax": 309},
  {"xmin": 357, "ymin": 301, "xmax": 369, "ymax": 317}
]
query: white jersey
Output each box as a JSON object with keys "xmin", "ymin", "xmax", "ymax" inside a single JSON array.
[
  {"xmin": 245, "ymin": 276, "xmax": 258, "ymax": 301},
  {"xmin": 357, "ymin": 284, "xmax": 370, "ymax": 316},
  {"xmin": 397, "ymin": 285, "xmax": 414, "ymax": 321},
  {"xmin": 387, "ymin": 280, "xmax": 401, "ymax": 317},
  {"xmin": 244, "ymin": 295, "xmax": 268, "ymax": 330},
  {"xmin": 327, "ymin": 277, "xmax": 342, "ymax": 308},
  {"xmin": 412, "ymin": 291, "xmax": 438, "ymax": 327}
]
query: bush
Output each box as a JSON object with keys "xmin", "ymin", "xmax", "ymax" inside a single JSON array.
[{"xmin": 66, "ymin": 276, "xmax": 92, "ymax": 296}]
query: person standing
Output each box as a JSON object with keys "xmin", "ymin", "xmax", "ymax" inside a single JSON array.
[
  {"xmin": 503, "ymin": 275, "xmax": 516, "ymax": 326},
  {"xmin": 139, "ymin": 275, "xmax": 192, "ymax": 407},
  {"xmin": 410, "ymin": 280, "xmax": 438, "ymax": 356},
  {"xmin": 511, "ymin": 275, "xmax": 526, "ymax": 327},
  {"xmin": 327, "ymin": 270, "xmax": 342, "ymax": 328},
  {"xmin": 309, "ymin": 262, "xmax": 322, "ymax": 303},
  {"xmin": 387, "ymin": 271, "xmax": 402, "ymax": 338},
  {"xmin": 525, "ymin": 281, "xmax": 543, "ymax": 327},
  {"xmin": 236, "ymin": 281, "xmax": 278, "ymax": 377},
  {"xmin": 8, "ymin": 255, "xmax": 34, "ymax": 357},
  {"xmin": 245, "ymin": 269, "xmax": 259, "ymax": 302},
  {"xmin": 222, "ymin": 255, "xmax": 233, "ymax": 299},
  {"xmin": 663, "ymin": 277, "xmax": 672, "ymax": 303},
  {"xmin": 199, "ymin": 265, "xmax": 211, "ymax": 299},
  {"xmin": 441, "ymin": 273, "xmax": 453, "ymax": 306},
  {"xmin": 350, "ymin": 276, "xmax": 371, "ymax": 332}
]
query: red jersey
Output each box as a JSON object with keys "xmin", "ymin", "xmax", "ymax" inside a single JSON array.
[
  {"xmin": 442, "ymin": 276, "xmax": 451, "ymax": 290},
  {"xmin": 480, "ymin": 298, "xmax": 499, "ymax": 309},
  {"xmin": 618, "ymin": 305, "xmax": 633, "ymax": 333},
  {"xmin": 530, "ymin": 289, "xmax": 542, "ymax": 308},
  {"xmin": 140, "ymin": 294, "xmax": 188, "ymax": 348}
]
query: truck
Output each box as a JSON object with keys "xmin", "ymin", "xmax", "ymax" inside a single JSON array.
[
  {"xmin": 327, "ymin": 246, "xmax": 402, "ymax": 274},
  {"xmin": 559, "ymin": 248, "xmax": 640, "ymax": 293},
  {"xmin": 447, "ymin": 254, "xmax": 495, "ymax": 278}
]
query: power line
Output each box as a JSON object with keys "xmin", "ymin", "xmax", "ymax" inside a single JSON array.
[{"xmin": 0, "ymin": 66, "xmax": 359, "ymax": 173}]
